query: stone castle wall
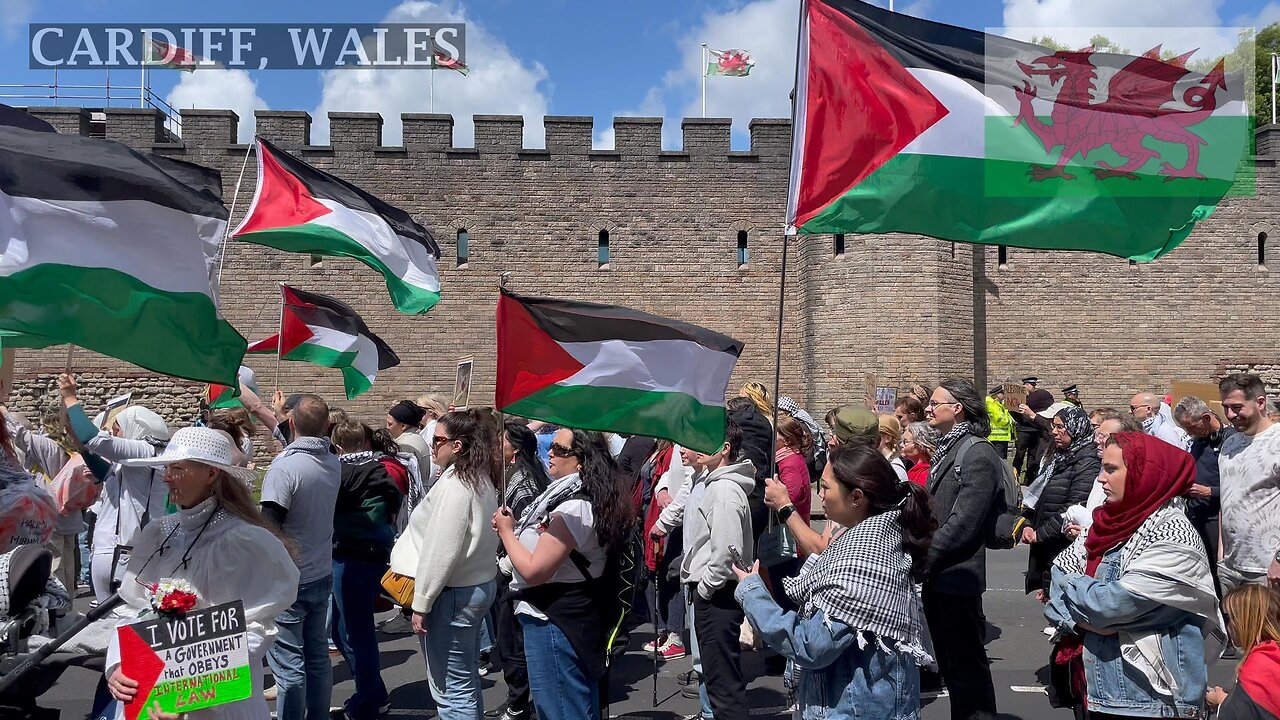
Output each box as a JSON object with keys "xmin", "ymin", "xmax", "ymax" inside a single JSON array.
[{"xmin": 7, "ymin": 106, "xmax": 1279, "ymax": 432}]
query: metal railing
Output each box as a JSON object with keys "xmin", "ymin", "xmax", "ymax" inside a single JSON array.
[{"xmin": 0, "ymin": 71, "xmax": 182, "ymax": 138}]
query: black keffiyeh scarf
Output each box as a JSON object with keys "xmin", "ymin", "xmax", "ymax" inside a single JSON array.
[{"xmin": 782, "ymin": 511, "xmax": 931, "ymax": 663}]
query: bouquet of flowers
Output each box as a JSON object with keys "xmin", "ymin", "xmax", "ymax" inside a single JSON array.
[{"xmin": 146, "ymin": 578, "xmax": 199, "ymax": 615}]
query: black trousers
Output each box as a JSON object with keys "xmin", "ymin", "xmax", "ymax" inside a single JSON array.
[
  {"xmin": 692, "ymin": 583, "xmax": 749, "ymax": 720},
  {"xmin": 923, "ymin": 587, "xmax": 997, "ymax": 720},
  {"xmin": 493, "ymin": 580, "xmax": 530, "ymax": 712}
]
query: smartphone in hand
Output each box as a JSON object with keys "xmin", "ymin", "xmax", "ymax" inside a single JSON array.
[{"xmin": 727, "ymin": 544, "xmax": 747, "ymax": 571}]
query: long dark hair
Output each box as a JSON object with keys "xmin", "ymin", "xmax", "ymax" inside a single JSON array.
[
  {"xmin": 826, "ymin": 443, "xmax": 936, "ymax": 581},
  {"xmin": 370, "ymin": 427, "xmax": 400, "ymax": 457},
  {"xmin": 505, "ymin": 420, "xmax": 551, "ymax": 494},
  {"xmin": 939, "ymin": 378, "xmax": 990, "ymax": 437},
  {"xmin": 568, "ymin": 429, "xmax": 636, "ymax": 550},
  {"xmin": 438, "ymin": 409, "xmax": 502, "ymax": 492}
]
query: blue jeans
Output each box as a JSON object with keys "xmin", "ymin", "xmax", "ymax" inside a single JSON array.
[
  {"xmin": 520, "ymin": 614, "xmax": 600, "ymax": 720},
  {"xmin": 269, "ymin": 574, "xmax": 334, "ymax": 720},
  {"xmin": 331, "ymin": 559, "xmax": 388, "ymax": 720},
  {"xmin": 421, "ymin": 580, "xmax": 496, "ymax": 720}
]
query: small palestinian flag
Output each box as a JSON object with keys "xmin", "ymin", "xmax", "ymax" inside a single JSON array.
[
  {"xmin": 206, "ymin": 383, "xmax": 239, "ymax": 409},
  {"xmin": 233, "ymin": 138, "xmax": 442, "ymax": 314},
  {"xmin": 706, "ymin": 48, "xmax": 754, "ymax": 77},
  {"xmin": 247, "ymin": 285, "xmax": 398, "ymax": 400},
  {"xmin": 496, "ymin": 289, "xmax": 743, "ymax": 453},
  {"xmin": 144, "ymin": 35, "xmax": 198, "ymax": 72},
  {"xmin": 787, "ymin": 0, "xmax": 1248, "ymax": 260},
  {"xmin": 433, "ymin": 50, "xmax": 469, "ymax": 75}
]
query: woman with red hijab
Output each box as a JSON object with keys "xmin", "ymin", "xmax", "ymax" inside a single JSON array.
[{"xmin": 1045, "ymin": 432, "xmax": 1226, "ymax": 719}]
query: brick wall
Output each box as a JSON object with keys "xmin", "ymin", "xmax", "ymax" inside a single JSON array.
[{"xmin": 8, "ymin": 107, "xmax": 1278, "ymax": 430}]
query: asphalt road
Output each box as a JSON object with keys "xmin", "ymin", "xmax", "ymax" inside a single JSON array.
[{"xmin": 29, "ymin": 545, "xmax": 1235, "ymax": 719}]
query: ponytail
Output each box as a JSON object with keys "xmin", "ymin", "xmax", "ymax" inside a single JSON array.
[{"xmin": 896, "ymin": 480, "xmax": 937, "ymax": 581}]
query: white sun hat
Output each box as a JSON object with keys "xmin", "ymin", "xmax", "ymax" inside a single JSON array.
[{"xmin": 121, "ymin": 426, "xmax": 256, "ymax": 484}]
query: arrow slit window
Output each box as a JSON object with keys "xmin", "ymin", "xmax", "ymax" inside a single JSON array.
[
  {"xmin": 737, "ymin": 230, "xmax": 749, "ymax": 267},
  {"xmin": 457, "ymin": 229, "xmax": 469, "ymax": 267}
]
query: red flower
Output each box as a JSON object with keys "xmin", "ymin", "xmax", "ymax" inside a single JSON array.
[{"xmin": 158, "ymin": 590, "xmax": 198, "ymax": 614}]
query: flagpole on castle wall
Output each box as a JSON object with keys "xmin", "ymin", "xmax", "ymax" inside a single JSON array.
[
  {"xmin": 701, "ymin": 43, "xmax": 708, "ymax": 118},
  {"xmin": 215, "ymin": 142, "xmax": 255, "ymax": 303},
  {"xmin": 430, "ymin": 65, "xmax": 435, "ymax": 114}
]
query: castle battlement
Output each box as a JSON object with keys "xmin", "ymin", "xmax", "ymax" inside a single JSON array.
[{"xmin": 23, "ymin": 106, "xmax": 796, "ymax": 160}]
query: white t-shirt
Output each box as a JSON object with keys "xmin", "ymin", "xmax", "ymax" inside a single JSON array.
[
  {"xmin": 510, "ymin": 498, "xmax": 606, "ymax": 618},
  {"xmin": 1219, "ymin": 423, "xmax": 1280, "ymax": 591}
]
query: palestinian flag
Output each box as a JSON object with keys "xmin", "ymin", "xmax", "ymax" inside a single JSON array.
[
  {"xmin": 144, "ymin": 35, "xmax": 198, "ymax": 72},
  {"xmin": 787, "ymin": 0, "xmax": 1249, "ymax": 260},
  {"xmin": 707, "ymin": 48, "xmax": 754, "ymax": 77},
  {"xmin": 247, "ymin": 285, "xmax": 399, "ymax": 400},
  {"xmin": 0, "ymin": 123, "xmax": 245, "ymax": 386},
  {"xmin": 496, "ymin": 289, "xmax": 743, "ymax": 453},
  {"xmin": 206, "ymin": 383, "xmax": 240, "ymax": 409},
  {"xmin": 433, "ymin": 50, "xmax": 469, "ymax": 75},
  {"xmin": 233, "ymin": 138, "xmax": 442, "ymax": 314}
]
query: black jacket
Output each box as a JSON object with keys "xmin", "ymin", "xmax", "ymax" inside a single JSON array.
[
  {"xmin": 925, "ymin": 433, "xmax": 1004, "ymax": 596},
  {"xmin": 1029, "ymin": 444, "xmax": 1100, "ymax": 543},
  {"xmin": 1186, "ymin": 426, "xmax": 1236, "ymax": 526},
  {"xmin": 727, "ymin": 403, "xmax": 773, "ymax": 541},
  {"xmin": 1024, "ymin": 443, "xmax": 1099, "ymax": 592}
]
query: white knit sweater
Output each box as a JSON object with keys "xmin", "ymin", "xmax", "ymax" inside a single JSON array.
[{"xmin": 390, "ymin": 466, "xmax": 499, "ymax": 613}]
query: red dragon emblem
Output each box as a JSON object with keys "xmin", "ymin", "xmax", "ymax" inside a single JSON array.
[
  {"xmin": 718, "ymin": 50, "xmax": 751, "ymax": 74},
  {"xmin": 1013, "ymin": 46, "xmax": 1227, "ymax": 182}
]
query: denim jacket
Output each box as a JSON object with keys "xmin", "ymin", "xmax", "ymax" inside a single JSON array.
[
  {"xmin": 736, "ymin": 575, "xmax": 920, "ymax": 720},
  {"xmin": 1045, "ymin": 546, "xmax": 1209, "ymax": 718}
]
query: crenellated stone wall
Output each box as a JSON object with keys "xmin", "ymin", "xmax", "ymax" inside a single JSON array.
[{"xmin": 7, "ymin": 106, "xmax": 1279, "ymax": 432}]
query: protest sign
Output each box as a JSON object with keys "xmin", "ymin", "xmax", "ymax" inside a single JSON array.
[
  {"xmin": 875, "ymin": 387, "xmax": 897, "ymax": 415},
  {"xmin": 453, "ymin": 358, "xmax": 473, "ymax": 409},
  {"xmin": 1002, "ymin": 382, "xmax": 1027, "ymax": 411},
  {"xmin": 117, "ymin": 600, "xmax": 251, "ymax": 720},
  {"xmin": 1171, "ymin": 381, "xmax": 1224, "ymax": 421}
]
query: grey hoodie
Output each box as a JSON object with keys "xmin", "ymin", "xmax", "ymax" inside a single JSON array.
[{"xmin": 679, "ymin": 459, "xmax": 755, "ymax": 599}]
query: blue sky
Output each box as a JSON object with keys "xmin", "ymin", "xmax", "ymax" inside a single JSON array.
[{"xmin": 2, "ymin": 0, "xmax": 1276, "ymax": 147}]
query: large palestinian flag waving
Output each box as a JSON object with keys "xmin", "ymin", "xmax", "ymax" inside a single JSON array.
[
  {"xmin": 233, "ymin": 138, "xmax": 441, "ymax": 313},
  {"xmin": 0, "ymin": 121, "xmax": 245, "ymax": 385},
  {"xmin": 497, "ymin": 289, "xmax": 743, "ymax": 453},
  {"xmin": 248, "ymin": 285, "xmax": 399, "ymax": 399},
  {"xmin": 787, "ymin": 0, "xmax": 1248, "ymax": 260}
]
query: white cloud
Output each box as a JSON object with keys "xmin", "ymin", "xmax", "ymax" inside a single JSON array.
[
  {"xmin": 166, "ymin": 69, "xmax": 268, "ymax": 142},
  {"xmin": 901, "ymin": 0, "xmax": 936, "ymax": 19},
  {"xmin": 311, "ymin": 1, "xmax": 550, "ymax": 147},
  {"xmin": 1, "ymin": 0, "xmax": 33, "ymax": 44},
  {"xmin": 602, "ymin": 0, "xmax": 799, "ymax": 150},
  {"xmin": 1001, "ymin": 0, "xmax": 1243, "ymax": 59}
]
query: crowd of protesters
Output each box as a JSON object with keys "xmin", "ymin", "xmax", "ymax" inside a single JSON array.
[{"xmin": 1, "ymin": 370, "xmax": 1280, "ymax": 720}]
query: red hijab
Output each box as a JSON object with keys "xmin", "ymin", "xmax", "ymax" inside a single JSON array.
[{"xmin": 1085, "ymin": 432, "xmax": 1195, "ymax": 576}]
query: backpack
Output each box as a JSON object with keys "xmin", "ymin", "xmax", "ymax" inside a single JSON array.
[
  {"xmin": 953, "ymin": 435, "xmax": 1026, "ymax": 550},
  {"xmin": 559, "ymin": 494, "xmax": 645, "ymax": 665}
]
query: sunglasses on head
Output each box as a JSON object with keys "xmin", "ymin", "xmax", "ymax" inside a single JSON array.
[{"xmin": 548, "ymin": 442, "xmax": 575, "ymax": 459}]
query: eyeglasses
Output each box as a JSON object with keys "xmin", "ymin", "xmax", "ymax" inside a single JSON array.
[
  {"xmin": 1129, "ymin": 404, "xmax": 1152, "ymax": 413},
  {"xmin": 548, "ymin": 442, "xmax": 576, "ymax": 459},
  {"xmin": 926, "ymin": 399, "xmax": 959, "ymax": 409},
  {"xmin": 1052, "ymin": 422, "xmax": 1067, "ymax": 431},
  {"xmin": 431, "ymin": 434, "xmax": 454, "ymax": 447}
]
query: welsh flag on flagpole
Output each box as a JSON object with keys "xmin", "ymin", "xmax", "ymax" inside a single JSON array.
[
  {"xmin": 706, "ymin": 48, "xmax": 754, "ymax": 77},
  {"xmin": 248, "ymin": 285, "xmax": 399, "ymax": 400},
  {"xmin": 434, "ymin": 50, "xmax": 469, "ymax": 75},
  {"xmin": 144, "ymin": 35, "xmax": 199, "ymax": 72},
  {"xmin": 786, "ymin": 0, "xmax": 1249, "ymax": 260}
]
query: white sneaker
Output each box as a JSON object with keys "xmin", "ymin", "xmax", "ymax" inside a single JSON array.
[{"xmin": 263, "ymin": 685, "xmax": 277, "ymax": 702}]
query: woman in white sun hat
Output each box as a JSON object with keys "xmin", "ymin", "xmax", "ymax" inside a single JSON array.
[{"xmin": 102, "ymin": 427, "xmax": 299, "ymax": 720}]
